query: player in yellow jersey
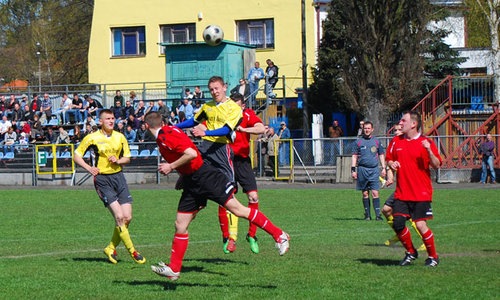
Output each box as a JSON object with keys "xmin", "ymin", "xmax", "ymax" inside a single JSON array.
[
  {"xmin": 73, "ymin": 109, "xmax": 146, "ymax": 264},
  {"xmin": 176, "ymin": 76, "xmax": 243, "ymax": 254}
]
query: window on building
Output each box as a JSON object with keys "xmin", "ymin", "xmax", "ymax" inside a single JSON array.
[
  {"xmin": 236, "ymin": 19, "xmax": 274, "ymax": 49},
  {"xmin": 112, "ymin": 27, "xmax": 146, "ymax": 57},
  {"xmin": 160, "ymin": 23, "xmax": 195, "ymax": 53}
]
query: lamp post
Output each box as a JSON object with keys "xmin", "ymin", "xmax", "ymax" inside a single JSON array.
[{"xmin": 36, "ymin": 42, "xmax": 41, "ymax": 93}]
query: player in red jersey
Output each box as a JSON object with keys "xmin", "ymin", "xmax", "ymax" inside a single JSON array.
[
  {"xmin": 388, "ymin": 111, "xmax": 442, "ymax": 267},
  {"xmin": 144, "ymin": 112, "xmax": 290, "ymax": 281},
  {"xmin": 218, "ymin": 93, "xmax": 267, "ymax": 253}
]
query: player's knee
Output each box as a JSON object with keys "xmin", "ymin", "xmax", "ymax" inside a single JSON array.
[
  {"xmin": 382, "ymin": 205, "xmax": 392, "ymax": 217},
  {"xmin": 123, "ymin": 215, "xmax": 132, "ymax": 225},
  {"xmin": 248, "ymin": 194, "xmax": 259, "ymax": 204},
  {"xmin": 392, "ymin": 216, "xmax": 406, "ymax": 233},
  {"xmin": 174, "ymin": 219, "xmax": 188, "ymax": 234}
]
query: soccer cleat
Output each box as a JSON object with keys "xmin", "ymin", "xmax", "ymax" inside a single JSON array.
[
  {"xmin": 364, "ymin": 216, "xmax": 372, "ymax": 221},
  {"xmin": 424, "ymin": 256, "xmax": 439, "ymax": 267},
  {"xmin": 151, "ymin": 264, "xmax": 180, "ymax": 281},
  {"xmin": 375, "ymin": 216, "xmax": 383, "ymax": 221},
  {"xmin": 104, "ymin": 247, "xmax": 118, "ymax": 264},
  {"xmin": 246, "ymin": 234, "xmax": 260, "ymax": 254},
  {"xmin": 399, "ymin": 251, "xmax": 418, "ymax": 266},
  {"xmin": 222, "ymin": 237, "xmax": 230, "ymax": 254},
  {"xmin": 275, "ymin": 231, "xmax": 290, "ymax": 256},
  {"xmin": 379, "ymin": 176, "xmax": 387, "ymax": 188},
  {"xmin": 227, "ymin": 238, "xmax": 236, "ymax": 252},
  {"xmin": 384, "ymin": 235, "xmax": 399, "ymax": 246},
  {"xmin": 131, "ymin": 251, "xmax": 146, "ymax": 264},
  {"xmin": 417, "ymin": 243, "xmax": 427, "ymax": 251}
]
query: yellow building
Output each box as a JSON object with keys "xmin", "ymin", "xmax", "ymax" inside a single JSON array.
[{"xmin": 88, "ymin": 0, "xmax": 322, "ymax": 96}]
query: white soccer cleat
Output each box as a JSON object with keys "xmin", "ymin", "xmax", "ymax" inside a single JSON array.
[
  {"xmin": 275, "ymin": 231, "xmax": 290, "ymax": 256},
  {"xmin": 151, "ymin": 263, "xmax": 180, "ymax": 281}
]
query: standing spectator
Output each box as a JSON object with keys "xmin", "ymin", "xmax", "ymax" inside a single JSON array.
[
  {"xmin": 65, "ymin": 93, "xmax": 82, "ymax": 124},
  {"xmin": 351, "ymin": 121, "xmax": 386, "ymax": 221},
  {"xmin": 247, "ymin": 61, "xmax": 265, "ymax": 107},
  {"xmin": 193, "ymin": 86, "xmax": 204, "ymax": 99},
  {"xmin": 54, "ymin": 93, "xmax": 72, "ymax": 124},
  {"xmin": 129, "ymin": 91, "xmax": 138, "ymax": 106},
  {"xmin": 112, "ymin": 100, "xmax": 125, "ymax": 124},
  {"xmin": 177, "ymin": 98, "xmax": 193, "ymax": 120},
  {"xmin": 277, "ymin": 121, "xmax": 290, "ymax": 165},
  {"xmin": 123, "ymin": 100, "xmax": 135, "ymax": 120},
  {"xmin": 183, "ymin": 88, "xmax": 194, "ymax": 102},
  {"xmin": 357, "ymin": 120, "xmax": 365, "ymax": 137},
  {"xmin": 40, "ymin": 93, "xmax": 53, "ymax": 123},
  {"xmin": 264, "ymin": 127, "xmax": 279, "ymax": 177},
  {"xmin": 0, "ymin": 95, "xmax": 6, "ymax": 117},
  {"xmin": 479, "ymin": 133, "xmax": 496, "ymax": 184},
  {"xmin": 114, "ymin": 90, "xmax": 124, "ymax": 106},
  {"xmin": 124, "ymin": 124, "xmax": 136, "ymax": 144},
  {"xmin": 388, "ymin": 111, "xmax": 442, "ymax": 267},
  {"xmin": 134, "ymin": 100, "xmax": 146, "ymax": 121},
  {"xmin": 265, "ymin": 59, "xmax": 278, "ymax": 98},
  {"xmin": 230, "ymin": 79, "xmax": 251, "ymax": 103},
  {"xmin": 157, "ymin": 100, "xmax": 170, "ymax": 122},
  {"xmin": 328, "ymin": 119, "xmax": 344, "ymax": 164}
]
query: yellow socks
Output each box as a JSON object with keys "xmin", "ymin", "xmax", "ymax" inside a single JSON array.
[
  {"xmin": 117, "ymin": 225, "xmax": 136, "ymax": 254},
  {"xmin": 227, "ymin": 212, "xmax": 239, "ymax": 241},
  {"xmin": 106, "ymin": 226, "xmax": 121, "ymax": 250}
]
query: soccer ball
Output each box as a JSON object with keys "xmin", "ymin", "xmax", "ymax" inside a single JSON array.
[{"xmin": 203, "ymin": 25, "xmax": 224, "ymax": 46}]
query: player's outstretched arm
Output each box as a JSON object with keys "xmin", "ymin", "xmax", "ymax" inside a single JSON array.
[
  {"xmin": 158, "ymin": 148, "xmax": 198, "ymax": 175},
  {"xmin": 237, "ymin": 122, "xmax": 266, "ymax": 135},
  {"xmin": 176, "ymin": 117, "xmax": 196, "ymax": 129}
]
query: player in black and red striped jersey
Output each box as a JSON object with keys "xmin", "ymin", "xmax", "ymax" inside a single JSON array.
[
  {"xmin": 144, "ymin": 112, "xmax": 290, "ymax": 281},
  {"xmin": 218, "ymin": 93, "xmax": 267, "ymax": 254},
  {"xmin": 388, "ymin": 111, "xmax": 442, "ymax": 267}
]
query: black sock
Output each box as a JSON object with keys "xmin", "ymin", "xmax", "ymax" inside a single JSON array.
[
  {"xmin": 362, "ymin": 198, "xmax": 370, "ymax": 218},
  {"xmin": 373, "ymin": 197, "xmax": 380, "ymax": 217}
]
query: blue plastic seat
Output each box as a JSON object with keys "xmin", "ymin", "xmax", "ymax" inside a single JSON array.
[
  {"xmin": 0, "ymin": 152, "xmax": 4, "ymax": 159},
  {"xmin": 68, "ymin": 129, "xmax": 74, "ymax": 136},
  {"xmin": 4, "ymin": 152, "xmax": 14, "ymax": 159},
  {"xmin": 130, "ymin": 149, "xmax": 139, "ymax": 157},
  {"xmin": 60, "ymin": 152, "xmax": 71, "ymax": 158},
  {"xmin": 48, "ymin": 118, "xmax": 59, "ymax": 126},
  {"xmin": 150, "ymin": 149, "xmax": 158, "ymax": 157},
  {"xmin": 138, "ymin": 149, "xmax": 150, "ymax": 157}
]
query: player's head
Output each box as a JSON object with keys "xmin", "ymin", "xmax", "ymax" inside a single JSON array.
[
  {"xmin": 230, "ymin": 93, "xmax": 245, "ymax": 108},
  {"xmin": 98, "ymin": 109, "xmax": 115, "ymax": 132},
  {"xmin": 363, "ymin": 121, "xmax": 373, "ymax": 137},
  {"xmin": 144, "ymin": 111, "xmax": 163, "ymax": 130},
  {"xmin": 399, "ymin": 111, "xmax": 421, "ymax": 134},
  {"xmin": 208, "ymin": 76, "xmax": 227, "ymax": 103}
]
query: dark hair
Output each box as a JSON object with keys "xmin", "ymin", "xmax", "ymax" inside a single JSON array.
[
  {"xmin": 364, "ymin": 121, "xmax": 373, "ymax": 128},
  {"xmin": 185, "ymin": 88, "xmax": 190, "ymax": 92},
  {"xmin": 402, "ymin": 110, "xmax": 422, "ymax": 131},
  {"xmin": 230, "ymin": 93, "xmax": 244, "ymax": 102},
  {"xmin": 144, "ymin": 111, "xmax": 162, "ymax": 128}
]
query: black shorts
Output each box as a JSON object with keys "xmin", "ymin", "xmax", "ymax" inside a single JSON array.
[
  {"xmin": 234, "ymin": 155, "xmax": 258, "ymax": 194},
  {"xmin": 178, "ymin": 163, "xmax": 236, "ymax": 213},
  {"xmin": 94, "ymin": 172, "xmax": 133, "ymax": 207},
  {"xmin": 197, "ymin": 140, "xmax": 235, "ymax": 182},
  {"xmin": 384, "ymin": 192, "xmax": 395, "ymax": 207},
  {"xmin": 393, "ymin": 199, "xmax": 433, "ymax": 222}
]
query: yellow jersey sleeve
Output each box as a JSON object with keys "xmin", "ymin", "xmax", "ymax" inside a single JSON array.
[
  {"xmin": 75, "ymin": 133, "xmax": 93, "ymax": 157},
  {"xmin": 120, "ymin": 133, "xmax": 131, "ymax": 157}
]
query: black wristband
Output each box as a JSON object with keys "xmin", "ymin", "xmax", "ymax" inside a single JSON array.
[{"xmin": 351, "ymin": 167, "xmax": 356, "ymax": 173}]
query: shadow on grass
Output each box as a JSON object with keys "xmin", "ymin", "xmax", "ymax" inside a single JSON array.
[
  {"xmin": 115, "ymin": 279, "xmax": 277, "ymax": 291},
  {"xmin": 330, "ymin": 217, "xmax": 364, "ymax": 221},
  {"xmin": 364, "ymin": 243, "xmax": 402, "ymax": 248},
  {"xmin": 184, "ymin": 258, "xmax": 249, "ymax": 265},
  {"xmin": 483, "ymin": 249, "xmax": 500, "ymax": 253},
  {"xmin": 59, "ymin": 257, "xmax": 110, "ymax": 263},
  {"xmin": 356, "ymin": 258, "xmax": 399, "ymax": 266}
]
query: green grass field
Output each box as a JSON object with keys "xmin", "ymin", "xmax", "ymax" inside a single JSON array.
[{"xmin": 1, "ymin": 188, "xmax": 499, "ymax": 299}]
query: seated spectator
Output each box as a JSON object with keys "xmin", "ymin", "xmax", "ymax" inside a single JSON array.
[
  {"xmin": 54, "ymin": 93, "xmax": 72, "ymax": 124},
  {"xmin": 71, "ymin": 125, "xmax": 83, "ymax": 144},
  {"xmin": 123, "ymin": 100, "xmax": 135, "ymax": 120},
  {"xmin": 127, "ymin": 114, "xmax": 141, "ymax": 130},
  {"xmin": 40, "ymin": 93, "xmax": 53, "ymax": 123},
  {"xmin": 115, "ymin": 121, "xmax": 125, "ymax": 134},
  {"xmin": 193, "ymin": 100, "xmax": 203, "ymax": 114},
  {"xmin": 2, "ymin": 127, "xmax": 17, "ymax": 153},
  {"xmin": 22, "ymin": 104, "xmax": 34, "ymax": 122},
  {"xmin": 0, "ymin": 115, "xmax": 13, "ymax": 138},
  {"xmin": 177, "ymin": 98, "xmax": 193, "ymax": 119},
  {"xmin": 86, "ymin": 95, "xmax": 103, "ymax": 118},
  {"xmin": 83, "ymin": 115, "xmax": 96, "ymax": 130},
  {"xmin": 19, "ymin": 121, "xmax": 31, "ymax": 137},
  {"xmin": 11, "ymin": 103, "xmax": 23, "ymax": 129},
  {"xmin": 0, "ymin": 95, "xmax": 6, "ymax": 117},
  {"xmin": 18, "ymin": 132, "xmax": 29, "ymax": 146},
  {"xmin": 43, "ymin": 127, "xmax": 58, "ymax": 144},
  {"xmin": 136, "ymin": 123, "xmax": 148, "ymax": 143},
  {"xmin": 83, "ymin": 123, "xmax": 92, "ymax": 135},
  {"xmin": 124, "ymin": 125, "xmax": 136, "ymax": 144},
  {"xmin": 168, "ymin": 111, "xmax": 179, "ymax": 125},
  {"xmin": 79, "ymin": 96, "xmax": 90, "ymax": 122},
  {"xmin": 5, "ymin": 94, "xmax": 19, "ymax": 118},
  {"xmin": 193, "ymin": 86, "xmax": 204, "ymax": 99},
  {"xmin": 145, "ymin": 100, "xmax": 157, "ymax": 114},
  {"xmin": 29, "ymin": 94, "xmax": 42, "ymax": 118},
  {"xmin": 30, "ymin": 114, "xmax": 44, "ymax": 142},
  {"xmin": 157, "ymin": 100, "xmax": 170, "ymax": 122},
  {"xmin": 55, "ymin": 126, "xmax": 71, "ymax": 144},
  {"xmin": 19, "ymin": 94, "xmax": 28, "ymax": 110},
  {"xmin": 135, "ymin": 100, "xmax": 146, "ymax": 121},
  {"xmin": 129, "ymin": 91, "xmax": 138, "ymax": 106},
  {"xmin": 114, "ymin": 90, "xmax": 124, "ymax": 106},
  {"xmin": 111, "ymin": 100, "xmax": 125, "ymax": 124},
  {"xmin": 178, "ymin": 111, "xmax": 186, "ymax": 123},
  {"xmin": 64, "ymin": 93, "xmax": 83, "ymax": 124}
]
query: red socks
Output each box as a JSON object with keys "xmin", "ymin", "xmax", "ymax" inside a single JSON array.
[
  {"xmin": 397, "ymin": 227, "xmax": 415, "ymax": 253},
  {"xmin": 218, "ymin": 206, "xmax": 230, "ymax": 239},
  {"xmin": 248, "ymin": 208, "xmax": 281, "ymax": 241},
  {"xmin": 247, "ymin": 202, "xmax": 259, "ymax": 237},
  {"xmin": 422, "ymin": 229, "xmax": 438, "ymax": 258},
  {"xmin": 169, "ymin": 233, "xmax": 189, "ymax": 273}
]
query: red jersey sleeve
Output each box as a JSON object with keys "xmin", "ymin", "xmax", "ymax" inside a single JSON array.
[
  {"xmin": 161, "ymin": 126, "xmax": 192, "ymax": 154},
  {"xmin": 245, "ymin": 109, "xmax": 262, "ymax": 127},
  {"xmin": 427, "ymin": 138, "xmax": 442, "ymax": 166}
]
